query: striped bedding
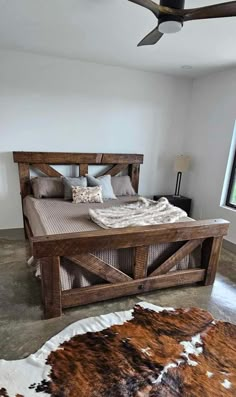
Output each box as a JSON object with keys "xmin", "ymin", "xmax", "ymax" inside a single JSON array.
[{"xmin": 23, "ymin": 196, "xmax": 198, "ymax": 291}]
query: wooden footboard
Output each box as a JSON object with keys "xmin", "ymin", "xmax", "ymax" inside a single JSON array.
[{"xmin": 31, "ymin": 219, "xmax": 229, "ymax": 319}]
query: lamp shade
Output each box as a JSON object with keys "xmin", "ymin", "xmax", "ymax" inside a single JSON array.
[{"xmin": 174, "ymin": 155, "xmax": 191, "ymax": 173}]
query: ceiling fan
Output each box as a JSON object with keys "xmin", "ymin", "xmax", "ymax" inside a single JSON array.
[{"xmin": 129, "ymin": 0, "xmax": 236, "ymax": 46}]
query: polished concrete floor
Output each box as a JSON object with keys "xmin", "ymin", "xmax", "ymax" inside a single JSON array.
[{"xmin": 0, "ymin": 232, "xmax": 236, "ymax": 360}]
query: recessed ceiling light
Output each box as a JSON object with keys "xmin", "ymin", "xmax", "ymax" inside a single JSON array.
[{"xmin": 181, "ymin": 65, "xmax": 193, "ymax": 70}]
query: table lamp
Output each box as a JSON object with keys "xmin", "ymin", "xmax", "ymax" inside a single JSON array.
[{"xmin": 174, "ymin": 155, "xmax": 191, "ymax": 197}]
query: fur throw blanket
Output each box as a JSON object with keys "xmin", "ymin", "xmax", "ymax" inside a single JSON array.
[{"xmin": 89, "ymin": 197, "xmax": 187, "ymax": 229}]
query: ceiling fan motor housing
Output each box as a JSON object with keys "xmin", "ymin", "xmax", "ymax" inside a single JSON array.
[
  {"xmin": 159, "ymin": 0, "xmax": 185, "ymax": 33},
  {"xmin": 160, "ymin": 0, "xmax": 185, "ymax": 9}
]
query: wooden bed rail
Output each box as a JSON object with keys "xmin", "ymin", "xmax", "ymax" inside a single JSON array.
[
  {"xmin": 32, "ymin": 219, "xmax": 229, "ymax": 319},
  {"xmin": 32, "ymin": 219, "xmax": 228, "ymax": 258}
]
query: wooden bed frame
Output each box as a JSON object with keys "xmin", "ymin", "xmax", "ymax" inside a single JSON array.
[{"xmin": 13, "ymin": 151, "xmax": 229, "ymax": 319}]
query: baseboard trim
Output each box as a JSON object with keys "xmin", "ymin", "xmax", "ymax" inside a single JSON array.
[
  {"xmin": 0, "ymin": 228, "xmax": 25, "ymax": 240},
  {"xmin": 223, "ymin": 239, "xmax": 236, "ymax": 254}
]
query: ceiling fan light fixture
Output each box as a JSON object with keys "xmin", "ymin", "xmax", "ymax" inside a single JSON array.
[{"xmin": 158, "ymin": 20, "xmax": 183, "ymax": 34}]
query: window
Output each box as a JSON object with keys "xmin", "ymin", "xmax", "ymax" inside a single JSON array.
[{"xmin": 226, "ymin": 150, "xmax": 236, "ymax": 208}]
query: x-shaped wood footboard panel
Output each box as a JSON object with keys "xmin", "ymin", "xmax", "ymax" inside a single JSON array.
[
  {"xmin": 149, "ymin": 238, "xmax": 205, "ymax": 277},
  {"xmin": 66, "ymin": 254, "xmax": 132, "ymax": 283},
  {"xmin": 66, "ymin": 238, "xmax": 205, "ymax": 285}
]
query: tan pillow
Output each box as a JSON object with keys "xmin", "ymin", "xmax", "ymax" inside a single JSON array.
[
  {"xmin": 31, "ymin": 177, "xmax": 64, "ymax": 199},
  {"xmin": 111, "ymin": 176, "xmax": 136, "ymax": 196},
  {"xmin": 72, "ymin": 186, "xmax": 103, "ymax": 204}
]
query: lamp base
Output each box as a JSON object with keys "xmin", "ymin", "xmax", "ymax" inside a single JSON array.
[{"xmin": 174, "ymin": 172, "xmax": 182, "ymax": 196}]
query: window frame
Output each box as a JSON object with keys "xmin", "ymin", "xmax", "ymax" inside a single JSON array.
[{"xmin": 226, "ymin": 149, "xmax": 236, "ymax": 209}]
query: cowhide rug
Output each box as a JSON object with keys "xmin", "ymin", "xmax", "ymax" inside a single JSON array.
[{"xmin": 0, "ymin": 302, "xmax": 236, "ymax": 397}]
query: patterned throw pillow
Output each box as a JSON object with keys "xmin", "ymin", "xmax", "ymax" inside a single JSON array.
[{"xmin": 72, "ymin": 186, "xmax": 103, "ymax": 204}]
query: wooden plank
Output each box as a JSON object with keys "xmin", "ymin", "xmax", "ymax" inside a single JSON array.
[
  {"xmin": 18, "ymin": 163, "xmax": 31, "ymax": 239},
  {"xmin": 40, "ymin": 256, "xmax": 62, "ymax": 319},
  {"xmin": 32, "ymin": 219, "xmax": 229, "ymax": 258},
  {"xmin": 202, "ymin": 236, "xmax": 223, "ymax": 285},
  {"xmin": 102, "ymin": 153, "xmax": 143, "ymax": 164},
  {"xmin": 79, "ymin": 164, "xmax": 88, "ymax": 176},
  {"xmin": 25, "ymin": 217, "xmax": 34, "ymax": 252},
  {"xmin": 18, "ymin": 163, "xmax": 31, "ymax": 199},
  {"xmin": 13, "ymin": 152, "xmax": 143, "ymax": 165},
  {"xmin": 61, "ymin": 269, "xmax": 205, "ymax": 308},
  {"xmin": 128, "ymin": 164, "xmax": 140, "ymax": 193},
  {"xmin": 13, "ymin": 152, "xmax": 103, "ymax": 164},
  {"xmin": 150, "ymin": 238, "xmax": 204, "ymax": 277},
  {"xmin": 66, "ymin": 254, "xmax": 132, "ymax": 283},
  {"xmin": 31, "ymin": 163, "xmax": 62, "ymax": 177},
  {"xmin": 134, "ymin": 246, "xmax": 149, "ymax": 279}
]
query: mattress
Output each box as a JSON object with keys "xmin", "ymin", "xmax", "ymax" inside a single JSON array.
[{"xmin": 23, "ymin": 196, "xmax": 197, "ymax": 291}]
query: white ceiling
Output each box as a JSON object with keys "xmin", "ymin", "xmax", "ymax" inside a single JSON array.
[{"xmin": 0, "ymin": 0, "xmax": 236, "ymax": 77}]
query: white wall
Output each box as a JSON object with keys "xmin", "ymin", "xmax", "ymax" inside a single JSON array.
[
  {"xmin": 184, "ymin": 68, "xmax": 236, "ymax": 243},
  {"xmin": 0, "ymin": 50, "xmax": 192, "ymax": 229}
]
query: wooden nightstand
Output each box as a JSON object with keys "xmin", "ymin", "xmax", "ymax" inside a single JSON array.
[{"xmin": 153, "ymin": 195, "xmax": 192, "ymax": 216}]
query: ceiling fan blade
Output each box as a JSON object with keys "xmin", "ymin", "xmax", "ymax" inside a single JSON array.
[
  {"xmin": 128, "ymin": 0, "xmax": 185, "ymax": 18},
  {"xmin": 128, "ymin": 0, "xmax": 160, "ymax": 16},
  {"xmin": 184, "ymin": 1, "xmax": 236, "ymax": 21},
  {"xmin": 137, "ymin": 27, "xmax": 163, "ymax": 46}
]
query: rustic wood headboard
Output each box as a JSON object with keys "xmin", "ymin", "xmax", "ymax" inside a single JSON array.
[{"xmin": 13, "ymin": 152, "xmax": 144, "ymax": 200}]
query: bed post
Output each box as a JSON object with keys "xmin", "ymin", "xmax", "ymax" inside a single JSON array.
[
  {"xmin": 17, "ymin": 163, "xmax": 31, "ymax": 239},
  {"xmin": 128, "ymin": 164, "xmax": 140, "ymax": 193},
  {"xmin": 40, "ymin": 256, "xmax": 62, "ymax": 319},
  {"xmin": 79, "ymin": 164, "xmax": 88, "ymax": 176},
  {"xmin": 201, "ymin": 236, "xmax": 223, "ymax": 285}
]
